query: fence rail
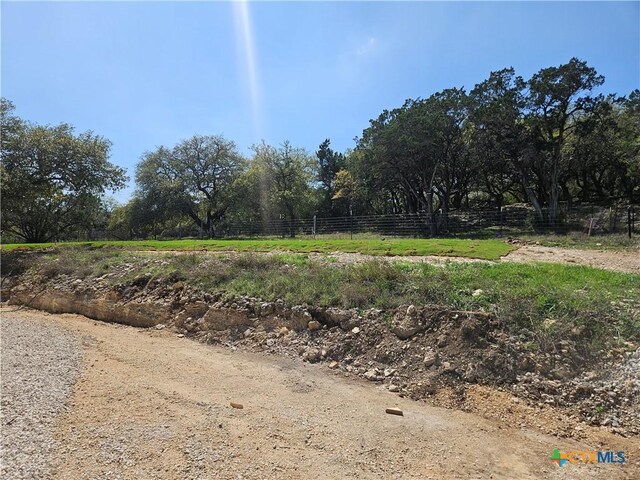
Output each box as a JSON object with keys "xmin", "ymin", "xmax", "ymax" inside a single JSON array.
[{"xmin": 83, "ymin": 205, "xmax": 638, "ymax": 241}]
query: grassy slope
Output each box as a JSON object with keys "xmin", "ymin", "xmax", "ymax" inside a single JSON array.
[
  {"xmin": 16, "ymin": 247, "xmax": 638, "ymax": 350},
  {"xmin": 1, "ymin": 238, "xmax": 514, "ymax": 260}
]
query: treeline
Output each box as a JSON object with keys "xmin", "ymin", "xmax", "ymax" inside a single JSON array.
[
  {"xmin": 117, "ymin": 138, "xmax": 335, "ymax": 239},
  {"xmin": 1, "ymin": 58, "xmax": 639, "ymax": 242},
  {"xmin": 352, "ymin": 59, "xmax": 639, "ymax": 232}
]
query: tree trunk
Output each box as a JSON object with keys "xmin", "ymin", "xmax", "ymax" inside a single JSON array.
[
  {"xmin": 519, "ymin": 168, "xmax": 544, "ymax": 225},
  {"xmin": 549, "ymin": 168, "xmax": 561, "ymax": 228},
  {"xmin": 548, "ymin": 139, "xmax": 563, "ymax": 230}
]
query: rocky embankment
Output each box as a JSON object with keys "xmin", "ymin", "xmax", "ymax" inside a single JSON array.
[{"xmin": 5, "ymin": 264, "xmax": 639, "ymax": 437}]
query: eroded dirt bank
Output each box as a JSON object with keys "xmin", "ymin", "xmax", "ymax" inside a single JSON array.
[
  {"xmin": 5, "ymin": 264, "xmax": 639, "ymax": 441},
  {"xmin": 3, "ymin": 308, "xmax": 638, "ymax": 480}
]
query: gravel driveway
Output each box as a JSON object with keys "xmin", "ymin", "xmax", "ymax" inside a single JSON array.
[
  {"xmin": 2, "ymin": 307, "xmax": 638, "ymax": 479},
  {"xmin": 1, "ymin": 314, "xmax": 83, "ymax": 480}
]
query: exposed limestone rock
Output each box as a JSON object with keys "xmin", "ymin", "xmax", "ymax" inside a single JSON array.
[
  {"xmin": 203, "ymin": 307, "xmax": 251, "ymax": 331},
  {"xmin": 391, "ymin": 310, "xmax": 423, "ymax": 340},
  {"xmin": 8, "ymin": 285, "xmax": 169, "ymax": 328},
  {"xmin": 307, "ymin": 320, "xmax": 322, "ymax": 331}
]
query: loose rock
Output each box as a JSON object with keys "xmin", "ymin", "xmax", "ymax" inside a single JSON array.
[
  {"xmin": 307, "ymin": 320, "xmax": 322, "ymax": 331},
  {"xmin": 385, "ymin": 408, "xmax": 403, "ymax": 416}
]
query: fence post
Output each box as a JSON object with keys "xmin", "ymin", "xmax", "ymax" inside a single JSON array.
[
  {"xmin": 313, "ymin": 214, "xmax": 317, "ymax": 239},
  {"xmin": 629, "ymin": 206, "xmax": 633, "ymax": 239},
  {"xmin": 349, "ymin": 205, "xmax": 353, "ymax": 240},
  {"xmin": 609, "ymin": 207, "xmax": 614, "ymax": 233}
]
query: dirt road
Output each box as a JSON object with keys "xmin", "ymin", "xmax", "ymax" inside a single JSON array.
[
  {"xmin": 3, "ymin": 308, "xmax": 638, "ymax": 479},
  {"xmin": 313, "ymin": 245, "xmax": 640, "ymax": 273},
  {"xmin": 504, "ymin": 245, "xmax": 640, "ymax": 274}
]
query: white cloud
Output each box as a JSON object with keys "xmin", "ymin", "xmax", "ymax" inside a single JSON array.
[{"xmin": 355, "ymin": 36, "xmax": 377, "ymax": 56}]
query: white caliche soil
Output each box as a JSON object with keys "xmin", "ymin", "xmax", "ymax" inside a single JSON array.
[
  {"xmin": 2, "ymin": 307, "xmax": 638, "ymax": 479},
  {"xmin": 315, "ymin": 245, "xmax": 640, "ymax": 273},
  {"xmin": 503, "ymin": 245, "xmax": 640, "ymax": 274}
]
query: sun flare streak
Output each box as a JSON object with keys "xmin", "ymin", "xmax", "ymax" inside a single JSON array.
[{"xmin": 233, "ymin": 1, "xmax": 263, "ymax": 138}]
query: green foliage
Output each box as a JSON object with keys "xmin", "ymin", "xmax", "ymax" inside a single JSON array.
[
  {"xmin": 134, "ymin": 135, "xmax": 245, "ymax": 238},
  {"xmin": 315, "ymin": 139, "xmax": 345, "ymax": 215},
  {"xmin": 231, "ymin": 141, "xmax": 316, "ymax": 235},
  {"xmin": 0, "ymin": 99, "xmax": 127, "ymax": 243},
  {"xmin": 352, "ymin": 58, "xmax": 637, "ymax": 223},
  {"xmin": 468, "ymin": 68, "xmax": 526, "ymax": 210},
  {"xmin": 615, "ymin": 91, "xmax": 640, "ymax": 200},
  {"xmin": 3, "ymin": 58, "xmax": 638, "ymax": 245},
  {"xmin": 525, "ymin": 58, "xmax": 606, "ymax": 222},
  {"xmin": 355, "ymin": 88, "xmax": 472, "ymax": 225}
]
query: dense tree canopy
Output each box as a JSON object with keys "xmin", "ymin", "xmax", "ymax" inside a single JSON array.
[
  {"xmin": 135, "ymin": 135, "xmax": 245, "ymax": 238},
  {"xmin": 352, "ymin": 58, "xmax": 638, "ymax": 228},
  {"xmin": 231, "ymin": 141, "xmax": 315, "ymax": 236},
  {"xmin": 315, "ymin": 139, "xmax": 345, "ymax": 216},
  {"xmin": 1, "ymin": 99, "xmax": 127, "ymax": 242}
]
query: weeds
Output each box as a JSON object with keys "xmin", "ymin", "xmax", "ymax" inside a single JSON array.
[
  {"xmin": 0, "ymin": 251, "xmax": 39, "ymax": 278},
  {"xmin": 7, "ymin": 245, "xmax": 640, "ymax": 355}
]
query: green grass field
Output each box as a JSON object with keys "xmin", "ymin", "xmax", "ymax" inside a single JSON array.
[{"xmin": 1, "ymin": 238, "xmax": 515, "ymax": 260}]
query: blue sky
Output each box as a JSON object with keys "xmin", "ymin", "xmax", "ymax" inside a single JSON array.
[{"xmin": 2, "ymin": 1, "xmax": 639, "ymax": 202}]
